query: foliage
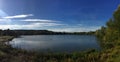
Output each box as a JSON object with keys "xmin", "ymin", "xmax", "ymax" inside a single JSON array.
[{"xmin": 95, "ymin": 5, "xmax": 120, "ymax": 62}]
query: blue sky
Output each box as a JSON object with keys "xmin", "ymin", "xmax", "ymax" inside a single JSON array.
[{"xmin": 0, "ymin": 0, "xmax": 120, "ymax": 32}]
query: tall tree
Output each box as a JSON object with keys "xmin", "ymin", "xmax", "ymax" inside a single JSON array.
[{"xmin": 104, "ymin": 5, "xmax": 120, "ymax": 43}]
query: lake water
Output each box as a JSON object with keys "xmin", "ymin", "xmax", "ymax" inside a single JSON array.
[{"xmin": 9, "ymin": 35, "xmax": 101, "ymax": 52}]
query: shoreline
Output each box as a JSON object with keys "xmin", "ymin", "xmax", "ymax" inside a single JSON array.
[{"xmin": 0, "ymin": 36, "xmax": 14, "ymax": 43}]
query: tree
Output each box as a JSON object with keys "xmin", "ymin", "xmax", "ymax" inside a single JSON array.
[
  {"xmin": 96, "ymin": 5, "xmax": 120, "ymax": 49},
  {"xmin": 104, "ymin": 6, "xmax": 120, "ymax": 43}
]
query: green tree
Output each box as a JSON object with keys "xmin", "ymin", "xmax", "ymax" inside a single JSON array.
[{"xmin": 104, "ymin": 6, "xmax": 120, "ymax": 43}]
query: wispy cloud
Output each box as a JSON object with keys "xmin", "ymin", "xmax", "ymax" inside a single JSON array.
[
  {"xmin": 48, "ymin": 26, "xmax": 100, "ymax": 32},
  {"xmin": 0, "ymin": 23, "xmax": 64, "ymax": 29},
  {"xmin": 0, "ymin": 13, "xmax": 100, "ymax": 32},
  {"xmin": 22, "ymin": 19, "xmax": 59, "ymax": 23},
  {"xmin": 2, "ymin": 14, "xmax": 33, "ymax": 19},
  {"xmin": 0, "ymin": 22, "xmax": 100, "ymax": 32},
  {"xmin": 0, "ymin": 18, "xmax": 12, "ymax": 21},
  {"xmin": 0, "ymin": 19, "xmax": 7, "ymax": 21},
  {"xmin": 0, "ymin": 18, "xmax": 100, "ymax": 32}
]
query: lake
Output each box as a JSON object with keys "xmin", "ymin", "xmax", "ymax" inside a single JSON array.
[{"xmin": 9, "ymin": 35, "xmax": 101, "ymax": 52}]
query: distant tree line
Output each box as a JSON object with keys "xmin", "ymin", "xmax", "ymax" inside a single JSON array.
[{"xmin": 0, "ymin": 29, "xmax": 95, "ymax": 36}]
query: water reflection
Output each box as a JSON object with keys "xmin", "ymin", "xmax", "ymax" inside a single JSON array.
[{"xmin": 9, "ymin": 35, "xmax": 101, "ymax": 52}]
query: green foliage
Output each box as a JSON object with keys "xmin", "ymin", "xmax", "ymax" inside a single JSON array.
[
  {"xmin": 95, "ymin": 26, "xmax": 106, "ymax": 40},
  {"xmin": 106, "ymin": 6, "xmax": 120, "ymax": 42},
  {"xmin": 96, "ymin": 5, "xmax": 120, "ymax": 45},
  {"xmin": 95, "ymin": 5, "xmax": 120, "ymax": 62}
]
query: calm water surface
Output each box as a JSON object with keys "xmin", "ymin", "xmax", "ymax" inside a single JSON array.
[{"xmin": 9, "ymin": 35, "xmax": 101, "ymax": 52}]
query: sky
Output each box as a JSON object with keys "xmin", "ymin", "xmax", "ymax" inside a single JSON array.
[{"xmin": 0, "ymin": 0, "xmax": 120, "ymax": 32}]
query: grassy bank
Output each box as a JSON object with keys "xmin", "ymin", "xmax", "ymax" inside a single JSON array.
[{"xmin": 0, "ymin": 36, "xmax": 36, "ymax": 62}]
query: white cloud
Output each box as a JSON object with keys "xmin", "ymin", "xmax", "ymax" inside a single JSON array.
[
  {"xmin": 0, "ymin": 23, "xmax": 100, "ymax": 32},
  {"xmin": 2, "ymin": 14, "xmax": 33, "ymax": 19},
  {"xmin": 0, "ymin": 19, "xmax": 11, "ymax": 21},
  {"xmin": 22, "ymin": 19, "xmax": 58, "ymax": 23},
  {"xmin": 48, "ymin": 26, "xmax": 100, "ymax": 32},
  {"xmin": 0, "ymin": 16, "xmax": 100, "ymax": 32},
  {"xmin": 0, "ymin": 23, "xmax": 64, "ymax": 30},
  {"xmin": 0, "ymin": 19, "xmax": 12, "ymax": 25},
  {"xmin": 0, "ymin": 19, "xmax": 6, "ymax": 21}
]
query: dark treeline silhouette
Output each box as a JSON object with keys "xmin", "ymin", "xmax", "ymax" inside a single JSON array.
[{"xmin": 0, "ymin": 29, "xmax": 95, "ymax": 36}]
